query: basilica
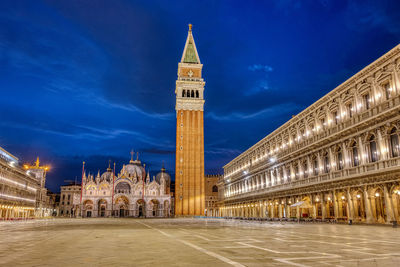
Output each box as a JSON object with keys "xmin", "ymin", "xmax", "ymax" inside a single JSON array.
[{"xmin": 79, "ymin": 152, "xmax": 171, "ymax": 218}]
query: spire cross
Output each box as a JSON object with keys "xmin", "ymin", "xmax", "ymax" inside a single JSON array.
[{"xmin": 188, "ymin": 23, "xmax": 192, "ymax": 31}]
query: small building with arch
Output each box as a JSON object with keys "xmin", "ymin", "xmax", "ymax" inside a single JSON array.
[{"xmin": 204, "ymin": 174, "xmax": 221, "ymax": 217}]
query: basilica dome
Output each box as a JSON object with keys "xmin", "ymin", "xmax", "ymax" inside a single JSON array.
[
  {"xmin": 101, "ymin": 171, "xmax": 112, "ymax": 182},
  {"xmin": 155, "ymin": 166, "xmax": 171, "ymax": 185}
]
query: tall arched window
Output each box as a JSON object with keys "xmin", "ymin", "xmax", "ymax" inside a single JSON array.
[
  {"xmin": 324, "ymin": 153, "xmax": 330, "ymax": 173},
  {"xmin": 351, "ymin": 142, "xmax": 359, "ymax": 166},
  {"xmin": 385, "ymin": 83, "xmax": 392, "ymax": 100},
  {"xmin": 196, "ymin": 90, "xmax": 199, "ymax": 98},
  {"xmin": 182, "ymin": 90, "xmax": 186, "ymax": 97},
  {"xmin": 313, "ymin": 157, "xmax": 319, "ymax": 176},
  {"xmin": 212, "ymin": 185, "xmax": 218, "ymax": 192},
  {"xmin": 303, "ymin": 161, "xmax": 308, "ymax": 178},
  {"xmin": 337, "ymin": 147, "xmax": 343, "ymax": 170},
  {"xmin": 286, "ymin": 167, "xmax": 291, "ymax": 182},
  {"xmin": 191, "ymin": 90, "xmax": 194, "ymax": 97},
  {"xmin": 294, "ymin": 165, "xmax": 299, "ymax": 180},
  {"xmin": 390, "ymin": 128, "xmax": 399, "ymax": 157},
  {"xmin": 369, "ymin": 135, "xmax": 378, "ymax": 162}
]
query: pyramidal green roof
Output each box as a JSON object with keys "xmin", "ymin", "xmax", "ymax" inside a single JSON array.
[{"xmin": 183, "ymin": 39, "xmax": 199, "ymax": 64}]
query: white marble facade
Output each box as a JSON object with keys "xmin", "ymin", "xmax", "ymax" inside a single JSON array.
[
  {"xmin": 80, "ymin": 154, "xmax": 171, "ymax": 218},
  {"xmin": 221, "ymin": 44, "xmax": 400, "ymax": 224}
]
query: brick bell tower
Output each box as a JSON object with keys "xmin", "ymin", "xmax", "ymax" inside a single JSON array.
[{"xmin": 175, "ymin": 24, "xmax": 205, "ymax": 216}]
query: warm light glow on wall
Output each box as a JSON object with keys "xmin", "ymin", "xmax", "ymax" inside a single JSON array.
[
  {"xmin": 0, "ymin": 193, "xmax": 35, "ymax": 202},
  {"xmin": 0, "ymin": 176, "xmax": 37, "ymax": 192}
]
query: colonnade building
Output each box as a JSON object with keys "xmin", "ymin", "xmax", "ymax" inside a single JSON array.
[
  {"xmin": 0, "ymin": 147, "xmax": 53, "ymax": 219},
  {"xmin": 220, "ymin": 44, "xmax": 400, "ymax": 224}
]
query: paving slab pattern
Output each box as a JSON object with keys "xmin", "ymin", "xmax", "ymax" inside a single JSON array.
[{"xmin": 0, "ymin": 218, "xmax": 399, "ymax": 266}]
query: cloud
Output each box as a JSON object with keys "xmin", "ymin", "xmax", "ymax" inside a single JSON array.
[
  {"xmin": 245, "ymin": 64, "xmax": 274, "ymax": 95},
  {"xmin": 206, "ymin": 103, "xmax": 300, "ymax": 121},
  {"xmin": 140, "ymin": 148, "xmax": 175, "ymax": 155},
  {"xmin": 248, "ymin": 64, "xmax": 273, "ymax": 72}
]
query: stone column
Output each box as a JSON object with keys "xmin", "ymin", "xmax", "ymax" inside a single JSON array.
[
  {"xmin": 342, "ymin": 142, "xmax": 349, "ymax": 168},
  {"xmin": 384, "ymin": 185, "xmax": 395, "ymax": 223},
  {"xmin": 377, "ymin": 128, "xmax": 386, "ymax": 160},
  {"xmin": 321, "ymin": 194, "xmax": 326, "ymax": 220},
  {"xmin": 333, "ymin": 190, "xmax": 339, "ymax": 219},
  {"xmin": 346, "ymin": 188, "xmax": 354, "ymax": 221},
  {"xmin": 393, "ymin": 67, "xmax": 400, "ymax": 94},
  {"xmin": 317, "ymin": 152, "xmax": 323, "ymax": 174},
  {"xmin": 328, "ymin": 147, "xmax": 335, "ymax": 171},
  {"xmin": 279, "ymin": 204, "xmax": 283, "ymax": 218},
  {"xmin": 364, "ymin": 188, "xmax": 374, "ymax": 223},
  {"xmin": 358, "ymin": 136, "xmax": 366, "ymax": 165},
  {"xmin": 306, "ymin": 156, "xmax": 312, "ymax": 177}
]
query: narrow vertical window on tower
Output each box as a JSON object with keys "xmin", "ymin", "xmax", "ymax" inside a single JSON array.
[{"xmin": 175, "ymin": 24, "xmax": 205, "ymax": 216}]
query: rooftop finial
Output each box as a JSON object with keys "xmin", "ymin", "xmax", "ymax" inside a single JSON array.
[
  {"xmin": 130, "ymin": 149, "xmax": 134, "ymax": 163},
  {"xmin": 188, "ymin": 24, "xmax": 192, "ymax": 32},
  {"xmin": 35, "ymin": 157, "xmax": 40, "ymax": 168},
  {"xmin": 107, "ymin": 159, "xmax": 112, "ymax": 172}
]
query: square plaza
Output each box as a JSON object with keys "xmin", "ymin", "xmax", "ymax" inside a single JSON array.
[{"xmin": 1, "ymin": 218, "xmax": 399, "ymax": 266}]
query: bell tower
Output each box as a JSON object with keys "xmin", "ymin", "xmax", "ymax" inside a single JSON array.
[{"xmin": 175, "ymin": 24, "xmax": 205, "ymax": 216}]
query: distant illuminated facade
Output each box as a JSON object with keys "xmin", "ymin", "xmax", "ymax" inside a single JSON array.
[
  {"xmin": 0, "ymin": 147, "xmax": 53, "ymax": 219},
  {"xmin": 79, "ymin": 153, "xmax": 171, "ymax": 218},
  {"xmin": 59, "ymin": 184, "xmax": 81, "ymax": 217},
  {"xmin": 204, "ymin": 175, "xmax": 221, "ymax": 217},
  {"xmin": 220, "ymin": 44, "xmax": 400, "ymax": 224}
]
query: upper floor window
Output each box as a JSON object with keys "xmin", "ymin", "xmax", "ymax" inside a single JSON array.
[
  {"xmin": 351, "ymin": 142, "xmax": 359, "ymax": 167},
  {"xmin": 390, "ymin": 128, "xmax": 399, "ymax": 157},
  {"xmin": 368, "ymin": 135, "xmax": 378, "ymax": 162},
  {"xmin": 212, "ymin": 185, "xmax": 218, "ymax": 192},
  {"xmin": 364, "ymin": 94, "xmax": 370, "ymax": 110},
  {"xmin": 347, "ymin": 103, "xmax": 353, "ymax": 118},
  {"xmin": 384, "ymin": 83, "xmax": 392, "ymax": 100},
  {"xmin": 286, "ymin": 167, "xmax": 291, "ymax": 182},
  {"xmin": 337, "ymin": 148, "xmax": 343, "ymax": 170},
  {"xmin": 321, "ymin": 118, "xmax": 326, "ymax": 129},
  {"xmin": 303, "ymin": 162, "xmax": 308, "ymax": 178},
  {"xmin": 182, "ymin": 90, "xmax": 186, "ymax": 97},
  {"xmin": 313, "ymin": 158, "xmax": 319, "ymax": 176},
  {"xmin": 323, "ymin": 153, "xmax": 330, "ymax": 173},
  {"xmin": 333, "ymin": 111, "xmax": 338, "ymax": 125},
  {"xmin": 196, "ymin": 90, "xmax": 199, "ymax": 98}
]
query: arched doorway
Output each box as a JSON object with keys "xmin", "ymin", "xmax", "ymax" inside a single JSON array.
[
  {"xmin": 391, "ymin": 186, "xmax": 400, "ymax": 222},
  {"xmin": 83, "ymin": 200, "xmax": 94, "ymax": 218},
  {"xmin": 137, "ymin": 199, "xmax": 145, "ymax": 217},
  {"xmin": 115, "ymin": 195, "xmax": 129, "ymax": 217},
  {"xmin": 150, "ymin": 199, "xmax": 160, "ymax": 217},
  {"xmin": 372, "ymin": 188, "xmax": 386, "ymax": 223},
  {"xmin": 353, "ymin": 190, "xmax": 366, "ymax": 222},
  {"xmin": 98, "ymin": 199, "xmax": 107, "ymax": 217}
]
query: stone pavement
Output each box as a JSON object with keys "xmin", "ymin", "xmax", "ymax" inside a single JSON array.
[{"xmin": 0, "ymin": 218, "xmax": 399, "ymax": 266}]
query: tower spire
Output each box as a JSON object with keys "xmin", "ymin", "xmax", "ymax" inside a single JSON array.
[{"xmin": 180, "ymin": 24, "xmax": 200, "ymax": 64}]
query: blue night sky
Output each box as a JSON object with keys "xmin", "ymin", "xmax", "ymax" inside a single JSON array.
[{"xmin": 1, "ymin": 1, "xmax": 400, "ymax": 192}]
